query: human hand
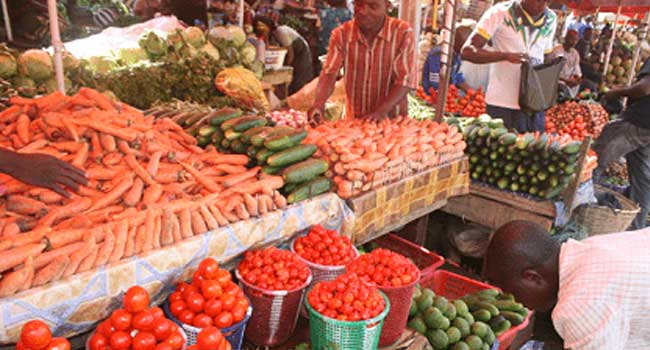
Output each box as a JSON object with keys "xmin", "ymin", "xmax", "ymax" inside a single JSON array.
[
  {"xmin": 6, "ymin": 153, "xmax": 88, "ymax": 198},
  {"xmin": 307, "ymin": 105, "xmax": 325, "ymax": 126},
  {"xmin": 503, "ymin": 52, "xmax": 529, "ymax": 64}
]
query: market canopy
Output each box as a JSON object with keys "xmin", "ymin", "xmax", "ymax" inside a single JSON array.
[{"xmin": 566, "ymin": 0, "xmax": 650, "ymax": 14}]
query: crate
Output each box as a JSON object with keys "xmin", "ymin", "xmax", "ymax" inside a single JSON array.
[{"xmin": 423, "ymin": 270, "xmax": 532, "ymax": 350}]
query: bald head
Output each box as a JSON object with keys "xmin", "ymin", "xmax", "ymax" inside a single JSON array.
[{"xmin": 485, "ymin": 221, "xmax": 560, "ymax": 312}]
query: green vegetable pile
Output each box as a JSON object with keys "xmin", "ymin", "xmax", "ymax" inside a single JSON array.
[{"xmin": 409, "ymin": 286, "xmax": 528, "ymax": 350}]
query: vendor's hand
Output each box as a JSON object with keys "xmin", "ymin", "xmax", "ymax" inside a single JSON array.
[
  {"xmin": 503, "ymin": 52, "xmax": 528, "ymax": 64},
  {"xmin": 308, "ymin": 105, "xmax": 325, "ymax": 126},
  {"xmin": 7, "ymin": 153, "xmax": 88, "ymax": 198}
]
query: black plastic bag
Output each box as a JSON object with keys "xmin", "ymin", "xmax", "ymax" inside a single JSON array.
[{"xmin": 520, "ymin": 57, "xmax": 566, "ymax": 113}]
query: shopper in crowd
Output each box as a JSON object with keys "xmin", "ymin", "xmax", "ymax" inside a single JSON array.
[
  {"xmin": 484, "ymin": 220, "xmax": 650, "ymax": 350},
  {"xmin": 0, "ymin": 148, "xmax": 87, "ymax": 198},
  {"xmin": 462, "ymin": 0, "xmax": 558, "ymax": 132},
  {"xmin": 308, "ymin": 0, "xmax": 417, "ymax": 122},
  {"xmin": 254, "ymin": 16, "xmax": 315, "ymax": 94},
  {"xmin": 593, "ymin": 58, "xmax": 650, "ymax": 230},
  {"xmin": 550, "ymin": 29, "xmax": 582, "ymax": 99},
  {"xmin": 318, "ymin": 0, "xmax": 353, "ymax": 57},
  {"xmin": 422, "ymin": 22, "xmax": 474, "ymax": 93},
  {"xmin": 575, "ymin": 26, "xmax": 592, "ymax": 61}
]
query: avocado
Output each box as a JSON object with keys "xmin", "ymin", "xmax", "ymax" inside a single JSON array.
[
  {"xmin": 447, "ymin": 327, "xmax": 462, "ymax": 344},
  {"xmin": 426, "ymin": 329, "xmax": 449, "ymax": 350},
  {"xmin": 465, "ymin": 335, "xmax": 484, "ymax": 350},
  {"xmin": 453, "ymin": 300, "xmax": 469, "ymax": 315},
  {"xmin": 407, "ymin": 317, "xmax": 427, "ymax": 335},
  {"xmin": 453, "ymin": 317, "xmax": 471, "ymax": 337},
  {"xmin": 471, "ymin": 321, "xmax": 489, "ymax": 338}
]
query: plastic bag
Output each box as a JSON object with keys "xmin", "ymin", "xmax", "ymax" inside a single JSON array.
[
  {"xmin": 215, "ymin": 67, "xmax": 270, "ymax": 112},
  {"xmin": 519, "ymin": 57, "xmax": 565, "ymax": 113}
]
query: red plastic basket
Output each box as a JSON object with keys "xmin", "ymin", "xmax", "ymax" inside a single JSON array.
[
  {"xmin": 376, "ymin": 270, "xmax": 420, "ymax": 347},
  {"xmin": 424, "ymin": 270, "xmax": 533, "ymax": 350},
  {"xmin": 235, "ymin": 269, "xmax": 312, "ymax": 347},
  {"xmin": 369, "ymin": 234, "xmax": 445, "ymax": 286}
]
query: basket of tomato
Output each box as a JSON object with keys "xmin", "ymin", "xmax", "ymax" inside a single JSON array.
[
  {"xmin": 306, "ymin": 272, "xmax": 390, "ymax": 350},
  {"xmin": 236, "ymin": 247, "xmax": 312, "ymax": 347},
  {"xmin": 347, "ymin": 248, "xmax": 421, "ymax": 347},
  {"xmin": 164, "ymin": 258, "xmax": 251, "ymax": 350},
  {"xmin": 87, "ymin": 286, "xmax": 188, "ymax": 350},
  {"xmin": 18, "ymin": 320, "xmax": 71, "ymax": 350}
]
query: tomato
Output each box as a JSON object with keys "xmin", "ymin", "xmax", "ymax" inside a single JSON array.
[
  {"xmin": 45, "ymin": 338, "xmax": 71, "ymax": 350},
  {"xmin": 200, "ymin": 279, "xmax": 223, "ymax": 299},
  {"xmin": 152, "ymin": 318, "xmax": 173, "ymax": 341},
  {"xmin": 193, "ymin": 313, "xmax": 214, "ymax": 328},
  {"xmin": 307, "ymin": 273, "xmax": 385, "ymax": 321},
  {"xmin": 155, "ymin": 344, "xmax": 174, "ymax": 350},
  {"xmin": 168, "ymin": 291, "xmax": 183, "ymax": 303},
  {"xmin": 185, "ymin": 292, "xmax": 205, "ymax": 313},
  {"xmin": 169, "ymin": 300, "xmax": 187, "ymax": 317},
  {"xmin": 203, "ymin": 298, "xmax": 223, "ymax": 318},
  {"xmin": 192, "ymin": 270, "xmax": 205, "ymax": 286},
  {"xmin": 109, "ymin": 331, "xmax": 132, "ymax": 350},
  {"xmin": 214, "ymin": 311, "xmax": 233, "ymax": 328},
  {"xmin": 165, "ymin": 332, "xmax": 185, "ymax": 350},
  {"xmin": 132, "ymin": 310, "xmax": 155, "ymax": 331},
  {"xmin": 215, "ymin": 269, "xmax": 231, "ymax": 286},
  {"xmin": 178, "ymin": 310, "xmax": 196, "ymax": 324},
  {"xmin": 150, "ymin": 307, "xmax": 165, "ymax": 320},
  {"xmin": 87, "ymin": 333, "xmax": 108, "ymax": 350},
  {"xmin": 21, "ymin": 320, "xmax": 52, "ymax": 350},
  {"xmin": 237, "ymin": 247, "xmax": 310, "ymax": 291},
  {"xmin": 231, "ymin": 303, "xmax": 247, "ymax": 322},
  {"xmin": 16, "ymin": 341, "xmax": 31, "ymax": 350},
  {"xmin": 198, "ymin": 258, "xmax": 220, "ymax": 279},
  {"xmin": 196, "ymin": 327, "xmax": 224, "ymax": 350},
  {"xmin": 294, "ymin": 226, "xmax": 355, "ymax": 267},
  {"xmin": 221, "ymin": 294, "xmax": 236, "ymax": 311},
  {"xmin": 124, "ymin": 286, "xmax": 150, "ymax": 313},
  {"xmin": 110, "ymin": 309, "xmax": 132, "ymax": 331},
  {"xmin": 132, "ymin": 332, "xmax": 157, "ymax": 350},
  {"xmin": 347, "ymin": 248, "xmax": 418, "ymax": 288},
  {"xmin": 181, "ymin": 284, "xmax": 199, "ymax": 300}
]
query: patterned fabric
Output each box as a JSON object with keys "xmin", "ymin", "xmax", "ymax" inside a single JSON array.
[
  {"xmin": 552, "ymin": 229, "xmax": 650, "ymax": 350},
  {"xmin": 318, "ymin": 7, "xmax": 352, "ymax": 55},
  {"xmin": 422, "ymin": 47, "xmax": 465, "ymax": 92},
  {"xmin": 322, "ymin": 17, "xmax": 417, "ymax": 119}
]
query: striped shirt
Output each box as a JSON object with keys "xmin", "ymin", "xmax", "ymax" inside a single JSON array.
[
  {"xmin": 552, "ymin": 229, "xmax": 650, "ymax": 350},
  {"xmin": 322, "ymin": 17, "xmax": 417, "ymax": 119}
]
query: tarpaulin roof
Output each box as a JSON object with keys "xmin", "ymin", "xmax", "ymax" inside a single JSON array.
[{"xmin": 566, "ymin": 0, "xmax": 650, "ymax": 14}]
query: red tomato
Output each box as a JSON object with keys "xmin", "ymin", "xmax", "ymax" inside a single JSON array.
[
  {"xmin": 150, "ymin": 307, "xmax": 164, "ymax": 320},
  {"xmin": 181, "ymin": 284, "xmax": 199, "ymax": 300},
  {"xmin": 155, "ymin": 344, "xmax": 174, "ymax": 350},
  {"xmin": 193, "ymin": 313, "xmax": 214, "ymax": 328},
  {"xmin": 165, "ymin": 332, "xmax": 185, "ymax": 350},
  {"xmin": 214, "ymin": 311, "xmax": 233, "ymax": 328},
  {"xmin": 204, "ymin": 299, "xmax": 223, "ymax": 318},
  {"xmin": 15, "ymin": 341, "xmax": 29, "ymax": 350},
  {"xmin": 198, "ymin": 258, "xmax": 220, "ymax": 279},
  {"xmin": 132, "ymin": 310, "xmax": 155, "ymax": 332},
  {"xmin": 347, "ymin": 248, "xmax": 418, "ymax": 288},
  {"xmin": 168, "ymin": 292, "xmax": 183, "ymax": 303},
  {"xmin": 307, "ymin": 273, "xmax": 385, "ymax": 321},
  {"xmin": 221, "ymin": 294, "xmax": 236, "ymax": 311},
  {"xmin": 196, "ymin": 327, "xmax": 224, "ymax": 350},
  {"xmin": 185, "ymin": 292, "xmax": 205, "ymax": 313},
  {"xmin": 169, "ymin": 300, "xmax": 187, "ymax": 317},
  {"xmin": 152, "ymin": 318, "xmax": 173, "ymax": 341},
  {"xmin": 20, "ymin": 320, "xmax": 52, "ymax": 350},
  {"xmin": 124, "ymin": 286, "xmax": 150, "ymax": 313},
  {"xmin": 215, "ymin": 270, "xmax": 231, "ymax": 286},
  {"xmin": 45, "ymin": 338, "xmax": 71, "ymax": 350},
  {"xmin": 231, "ymin": 303, "xmax": 247, "ymax": 323},
  {"xmin": 237, "ymin": 247, "xmax": 310, "ymax": 291},
  {"xmin": 192, "ymin": 270, "xmax": 205, "ymax": 286},
  {"xmin": 201, "ymin": 280, "xmax": 223, "ymax": 299},
  {"xmin": 110, "ymin": 309, "xmax": 132, "ymax": 331},
  {"xmin": 109, "ymin": 331, "xmax": 132, "ymax": 350},
  {"xmin": 87, "ymin": 333, "xmax": 108, "ymax": 350},
  {"xmin": 178, "ymin": 310, "xmax": 196, "ymax": 324},
  {"xmin": 132, "ymin": 332, "xmax": 157, "ymax": 350}
]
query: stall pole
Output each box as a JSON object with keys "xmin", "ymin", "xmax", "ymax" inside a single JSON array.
[
  {"xmin": 627, "ymin": 12, "xmax": 650, "ymax": 86},
  {"xmin": 1, "ymin": 0, "xmax": 12, "ymax": 42},
  {"xmin": 434, "ymin": 0, "xmax": 459, "ymax": 122},
  {"xmin": 399, "ymin": 0, "xmax": 422, "ymax": 82},
  {"xmin": 601, "ymin": 1, "xmax": 623, "ymax": 77},
  {"xmin": 47, "ymin": 0, "xmax": 65, "ymax": 93},
  {"xmin": 432, "ymin": 0, "xmax": 440, "ymax": 30},
  {"xmin": 238, "ymin": 0, "xmax": 245, "ymax": 27}
]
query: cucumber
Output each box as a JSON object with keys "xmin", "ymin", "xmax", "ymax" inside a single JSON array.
[
  {"xmin": 498, "ymin": 133, "xmax": 517, "ymax": 146},
  {"xmin": 490, "ymin": 127, "xmax": 508, "ymax": 139},
  {"xmin": 477, "ymin": 126, "xmax": 491, "ymax": 138},
  {"xmin": 197, "ymin": 126, "xmax": 218, "ymax": 138},
  {"xmin": 241, "ymin": 126, "xmax": 272, "ymax": 144},
  {"xmin": 516, "ymin": 134, "xmax": 535, "ymax": 150},
  {"xmin": 282, "ymin": 159, "xmax": 329, "ymax": 184},
  {"xmin": 197, "ymin": 136, "xmax": 210, "ymax": 147},
  {"xmin": 535, "ymin": 133, "xmax": 549, "ymax": 150},
  {"xmin": 251, "ymin": 126, "xmax": 294, "ymax": 147},
  {"xmin": 211, "ymin": 128, "xmax": 224, "ymax": 145},
  {"xmin": 262, "ymin": 165, "xmax": 283, "ymax": 175},
  {"xmin": 562, "ymin": 141, "xmax": 582, "ymax": 155},
  {"xmin": 497, "ymin": 178, "xmax": 509, "ymax": 190},
  {"xmin": 544, "ymin": 186, "xmax": 564, "ymax": 200},
  {"xmin": 247, "ymin": 145, "xmax": 261, "ymax": 159},
  {"xmin": 500, "ymin": 311, "xmax": 525, "ymax": 326},
  {"xmin": 267, "ymin": 144, "xmax": 317, "ymax": 167},
  {"xmin": 489, "ymin": 300, "xmax": 525, "ymax": 313},
  {"xmin": 209, "ymin": 107, "xmax": 242, "ymax": 126},
  {"xmin": 491, "ymin": 319, "xmax": 511, "ymax": 336},
  {"xmin": 463, "ymin": 125, "xmax": 478, "ymax": 138},
  {"xmin": 256, "ymin": 148, "xmax": 276, "ymax": 164},
  {"xmin": 230, "ymin": 139, "xmax": 247, "ymax": 154},
  {"xmin": 233, "ymin": 116, "xmax": 267, "ymax": 132},
  {"xmin": 287, "ymin": 177, "xmax": 331, "ymax": 204},
  {"xmin": 221, "ymin": 115, "xmax": 257, "ymax": 131},
  {"xmin": 224, "ymin": 129, "xmax": 242, "ymax": 141},
  {"xmin": 264, "ymin": 129, "xmax": 308, "ymax": 151},
  {"xmin": 220, "ymin": 139, "xmax": 231, "ymax": 149},
  {"xmin": 283, "ymin": 182, "xmax": 301, "ymax": 194}
]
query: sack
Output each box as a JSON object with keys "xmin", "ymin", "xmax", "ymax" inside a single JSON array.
[{"xmin": 519, "ymin": 57, "xmax": 565, "ymax": 113}]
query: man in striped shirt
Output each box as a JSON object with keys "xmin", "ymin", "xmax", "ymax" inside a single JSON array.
[
  {"xmin": 308, "ymin": 0, "xmax": 417, "ymax": 122},
  {"xmin": 485, "ymin": 221, "xmax": 650, "ymax": 350}
]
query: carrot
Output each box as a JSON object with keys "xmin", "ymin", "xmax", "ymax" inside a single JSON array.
[
  {"xmin": 109, "ymin": 220, "xmax": 129, "ymax": 263},
  {"xmin": 87, "ymin": 175, "xmax": 134, "ymax": 213},
  {"xmin": 236, "ymin": 203, "xmax": 250, "ymax": 220},
  {"xmin": 258, "ymin": 195, "xmax": 268, "ymax": 215},
  {"xmin": 0, "ymin": 243, "xmax": 46, "ymax": 273},
  {"xmin": 75, "ymin": 118, "xmax": 138, "ymax": 142},
  {"xmin": 99, "ymin": 133, "xmax": 117, "ymax": 152},
  {"xmin": 78, "ymin": 233, "xmax": 98, "ymax": 273},
  {"xmin": 200, "ymin": 153, "xmax": 250, "ymax": 166},
  {"xmin": 2, "ymin": 222, "xmax": 20, "ymax": 238},
  {"xmin": 142, "ymin": 184, "xmax": 164, "ymax": 206},
  {"xmin": 344, "ymin": 157, "xmax": 388, "ymax": 173},
  {"xmin": 222, "ymin": 167, "xmax": 261, "ymax": 188},
  {"xmin": 6, "ymin": 195, "xmax": 48, "ymax": 217},
  {"xmin": 61, "ymin": 117, "xmax": 79, "ymax": 142},
  {"xmin": 79, "ymin": 88, "xmax": 116, "ymax": 111},
  {"xmin": 134, "ymin": 225, "xmax": 146, "ymax": 254},
  {"xmin": 0, "ymin": 105, "xmax": 23, "ymax": 123},
  {"xmin": 191, "ymin": 210, "xmax": 208, "ymax": 235},
  {"xmin": 1, "ymin": 122, "xmax": 16, "ymax": 136},
  {"xmin": 179, "ymin": 162, "xmax": 221, "ymax": 193},
  {"xmin": 94, "ymin": 227, "xmax": 115, "ymax": 267},
  {"xmin": 263, "ymin": 194, "xmax": 275, "ymax": 212},
  {"xmin": 244, "ymin": 193, "xmax": 258, "ymax": 217},
  {"xmin": 17, "ymin": 139, "xmax": 48, "ymax": 153},
  {"xmin": 160, "ymin": 209, "xmax": 175, "ymax": 246},
  {"xmin": 153, "ymin": 212, "xmax": 162, "ymax": 249},
  {"xmin": 123, "ymin": 178, "xmax": 145, "ymax": 207},
  {"xmin": 125, "ymin": 155, "xmax": 156, "ymax": 186},
  {"xmin": 0, "ymin": 258, "xmax": 33, "ymax": 297},
  {"xmin": 102, "ymin": 152, "xmax": 122, "ymax": 166},
  {"xmin": 143, "ymin": 209, "xmax": 156, "ymax": 252},
  {"xmin": 273, "ymin": 191, "xmax": 287, "ymax": 209},
  {"xmin": 89, "ymin": 132, "xmax": 103, "ymax": 159},
  {"xmin": 19, "ymin": 257, "xmax": 35, "ymax": 292},
  {"xmin": 207, "ymin": 204, "xmax": 229, "ymax": 227},
  {"xmin": 51, "ymin": 141, "xmax": 83, "ymax": 153},
  {"xmin": 214, "ymin": 164, "xmax": 248, "ymax": 175},
  {"xmin": 199, "ymin": 205, "xmax": 219, "ymax": 230},
  {"xmin": 16, "ymin": 113, "xmax": 31, "ymax": 144},
  {"xmin": 147, "ymin": 151, "xmax": 163, "ymax": 177},
  {"xmin": 224, "ymin": 195, "xmax": 244, "ymax": 213},
  {"xmin": 32, "ymin": 255, "xmax": 69, "ymax": 287},
  {"xmin": 63, "ymin": 241, "xmax": 92, "ymax": 277}
]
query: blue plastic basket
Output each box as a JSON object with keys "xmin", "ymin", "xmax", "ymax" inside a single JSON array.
[{"xmin": 163, "ymin": 300, "xmax": 252, "ymax": 350}]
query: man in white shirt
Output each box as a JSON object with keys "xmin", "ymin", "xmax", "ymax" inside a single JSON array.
[
  {"xmin": 550, "ymin": 29, "xmax": 582, "ymax": 98},
  {"xmin": 484, "ymin": 221, "xmax": 650, "ymax": 350},
  {"xmin": 462, "ymin": 0, "xmax": 557, "ymax": 132}
]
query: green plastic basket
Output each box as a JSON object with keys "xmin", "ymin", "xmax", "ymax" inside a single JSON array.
[{"xmin": 305, "ymin": 292, "xmax": 390, "ymax": 350}]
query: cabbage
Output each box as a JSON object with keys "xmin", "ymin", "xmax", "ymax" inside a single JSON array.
[
  {"xmin": 0, "ymin": 52, "xmax": 17, "ymax": 79},
  {"xmin": 87, "ymin": 56, "xmax": 118, "ymax": 74},
  {"xmin": 240, "ymin": 42, "xmax": 257, "ymax": 66},
  {"xmin": 139, "ymin": 31, "xmax": 167, "ymax": 60},
  {"xmin": 166, "ymin": 29, "xmax": 186, "ymax": 51},
  {"xmin": 12, "ymin": 76, "xmax": 37, "ymax": 97},
  {"xmin": 199, "ymin": 43, "xmax": 220, "ymax": 61},
  {"xmin": 249, "ymin": 60, "xmax": 264, "ymax": 80},
  {"xmin": 62, "ymin": 51, "xmax": 79, "ymax": 71},
  {"xmin": 184, "ymin": 26, "xmax": 206, "ymax": 48},
  {"xmin": 208, "ymin": 25, "xmax": 247, "ymax": 50},
  {"xmin": 17, "ymin": 49, "xmax": 53, "ymax": 82},
  {"xmin": 118, "ymin": 47, "xmax": 148, "ymax": 66}
]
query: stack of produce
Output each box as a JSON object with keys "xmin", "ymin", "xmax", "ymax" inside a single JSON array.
[
  {"xmin": 408, "ymin": 287, "xmax": 528, "ymax": 350},
  {"xmin": 306, "ymin": 117, "xmax": 466, "ymax": 199},
  {"xmin": 464, "ymin": 115, "xmax": 583, "ymax": 200},
  {"xmin": 267, "ymin": 109, "xmax": 308, "ymax": 128},
  {"xmin": 17, "ymin": 320, "xmax": 71, "ymax": 350},
  {"xmin": 193, "ymin": 327, "xmax": 233, "ymax": 350},
  {"xmin": 604, "ymin": 161, "xmax": 629, "ymax": 187},
  {"xmin": 408, "ymin": 93, "xmax": 436, "ymax": 121},
  {"xmin": 415, "ymin": 85, "xmax": 487, "ymax": 117},
  {"xmin": 0, "ymin": 89, "xmax": 287, "ymax": 297},
  {"xmin": 293, "ymin": 225, "xmax": 356, "ymax": 267},
  {"xmin": 88, "ymin": 286, "xmax": 187, "ymax": 350},
  {"xmin": 545, "ymin": 101, "xmax": 609, "ymax": 139},
  {"xmin": 237, "ymin": 246, "xmax": 311, "ymax": 291},
  {"xmin": 167, "ymin": 258, "xmax": 249, "ymax": 329},
  {"xmin": 603, "ymin": 49, "xmax": 638, "ymax": 86}
]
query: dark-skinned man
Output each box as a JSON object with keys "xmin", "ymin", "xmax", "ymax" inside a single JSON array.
[
  {"xmin": 0, "ymin": 148, "xmax": 87, "ymax": 198},
  {"xmin": 485, "ymin": 221, "xmax": 650, "ymax": 350},
  {"xmin": 308, "ymin": 0, "xmax": 417, "ymax": 123},
  {"xmin": 550, "ymin": 29, "xmax": 582, "ymax": 99},
  {"xmin": 593, "ymin": 58, "xmax": 650, "ymax": 230},
  {"xmin": 462, "ymin": 0, "xmax": 557, "ymax": 132}
]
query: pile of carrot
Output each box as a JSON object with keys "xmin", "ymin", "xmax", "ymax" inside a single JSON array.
[
  {"xmin": 0, "ymin": 88, "xmax": 286, "ymax": 297},
  {"xmin": 306, "ymin": 117, "xmax": 466, "ymax": 199}
]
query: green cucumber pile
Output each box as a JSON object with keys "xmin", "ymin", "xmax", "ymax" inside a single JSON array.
[
  {"xmin": 409, "ymin": 286, "xmax": 528, "ymax": 350},
  {"xmin": 461, "ymin": 115, "xmax": 582, "ymax": 200},
  {"xmin": 199, "ymin": 112, "xmax": 331, "ymax": 204}
]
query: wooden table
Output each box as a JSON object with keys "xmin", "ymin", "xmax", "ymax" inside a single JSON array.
[{"xmin": 262, "ymin": 67, "xmax": 294, "ymax": 100}]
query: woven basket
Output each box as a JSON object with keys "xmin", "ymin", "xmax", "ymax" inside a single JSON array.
[{"xmin": 575, "ymin": 185, "xmax": 640, "ymax": 236}]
